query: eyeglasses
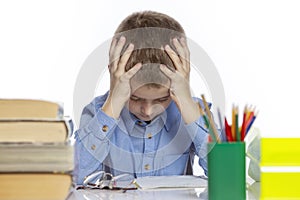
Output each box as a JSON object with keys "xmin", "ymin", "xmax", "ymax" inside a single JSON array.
[{"xmin": 77, "ymin": 171, "xmax": 138, "ymax": 191}]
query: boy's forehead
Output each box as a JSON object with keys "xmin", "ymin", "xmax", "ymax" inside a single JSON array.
[
  {"xmin": 130, "ymin": 79, "xmax": 170, "ymax": 91},
  {"xmin": 131, "ymin": 83, "xmax": 170, "ymax": 99}
]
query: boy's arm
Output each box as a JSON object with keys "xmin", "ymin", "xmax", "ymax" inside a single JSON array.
[
  {"xmin": 160, "ymin": 37, "xmax": 200, "ymax": 124},
  {"xmin": 160, "ymin": 38, "xmax": 215, "ymax": 175},
  {"xmin": 185, "ymin": 115, "xmax": 209, "ymax": 176},
  {"xmin": 184, "ymin": 99, "xmax": 218, "ymax": 176},
  {"xmin": 74, "ymin": 36, "xmax": 141, "ymax": 184},
  {"xmin": 102, "ymin": 36, "xmax": 141, "ymax": 119},
  {"xmin": 73, "ymin": 101, "xmax": 117, "ymax": 185}
]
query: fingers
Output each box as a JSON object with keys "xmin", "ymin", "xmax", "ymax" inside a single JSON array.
[
  {"xmin": 179, "ymin": 37, "xmax": 190, "ymax": 69},
  {"xmin": 121, "ymin": 62, "xmax": 142, "ymax": 81},
  {"xmin": 116, "ymin": 43, "xmax": 134, "ymax": 74},
  {"xmin": 165, "ymin": 37, "xmax": 190, "ymax": 73},
  {"xmin": 172, "ymin": 38, "xmax": 186, "ymax": 61},
  {"xmin": 109, "ymin": 38, "xmax": 117, "ymax": 58},
  {"xmin": 109, "ymin": 36, "xmax": 127, "ymax": 71},
  {"xmin": 165, "ymin": 44, "xmax": 182, "ymax": 71},
  {"xmin": 159, "ymin": 64, "xmax": 176, "ymax": 80}
]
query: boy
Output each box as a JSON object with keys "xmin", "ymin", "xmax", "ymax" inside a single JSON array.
[{"xmin": 74, "ymin": 11, "xmax": 212, "ymax": 185}]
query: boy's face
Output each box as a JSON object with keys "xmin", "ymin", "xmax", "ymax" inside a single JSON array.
[{"xmin": 128, "ymin": 84, "xmax": 172, "ymax": 121}]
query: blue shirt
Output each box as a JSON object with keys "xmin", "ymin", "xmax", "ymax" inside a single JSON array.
[{"xmin": 74, "ymin": 92, "xmax": 210, "ymax": 185}]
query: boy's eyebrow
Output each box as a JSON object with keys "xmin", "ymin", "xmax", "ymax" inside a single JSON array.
[
  {"xmin": 156, "ymin": 95, "xmax": 170, "ymax": 100},
  {"xmin": 131, "ymin": 94, "xmax": 170, "ymax": 100}
]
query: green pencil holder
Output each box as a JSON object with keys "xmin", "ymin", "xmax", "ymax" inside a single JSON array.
[{"xmin": 208, "ymin": 142, "xmax": 246, "ymax": 200}]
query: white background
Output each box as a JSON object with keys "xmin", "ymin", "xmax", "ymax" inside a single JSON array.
[{"xmin": 1, "ymin": 0, "xmax": 300, "ymax": 137}]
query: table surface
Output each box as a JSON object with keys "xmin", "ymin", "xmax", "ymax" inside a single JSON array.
[{"xmin": 67, "ymin": 182, "xmax": 260, "ymax": 200}]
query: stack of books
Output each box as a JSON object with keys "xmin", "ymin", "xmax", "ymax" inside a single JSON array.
[
  {"xmin": 0, "ymin": 99, "xmax": 74, "ymax": 200},
  {"xmin": 260, "ymin": 138, "xmax": 300, "ymax": 199}
]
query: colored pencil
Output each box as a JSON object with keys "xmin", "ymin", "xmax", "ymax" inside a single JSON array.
[
  {"xmin": 246, "ymin": 110, "xmax": 258, "ymax": 134},
  {"xmin": 201, "ymin": 95, "xmax": 220, "ymax": 143},
  {"xmin": 217, "ymin": 107, "xmax": 226, "ymax": 142},
  {"xmin": 240, "ymin": 106, "xmax": 247, "ymax": 141},
  {"xmin": 231, "ymin": 104, "xmax": 236, "ymax": 141},
  {"xmin": 225, "ymin": 117, "xmax": 233, "ymax": 142},
  {"xmin": 198, "ymin": 103, "xmax": 217, "ymax": 142},
  {"xmin": 235, "ymin": 106, "xmax": 240, "ymax": 141}
]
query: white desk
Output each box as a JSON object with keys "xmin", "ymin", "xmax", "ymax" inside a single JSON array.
[
  {"xmin": 67, "ymin": 184, "xmax": 259, "ymax": 200},
  {"xmin": 67, "ymin": 188, "xmax": 207, "ymax": 200}
]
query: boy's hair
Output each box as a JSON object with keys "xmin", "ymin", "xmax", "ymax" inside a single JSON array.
[{"xmin": 113, "ymin": 11, "xmax": 186, "ymax": 87}]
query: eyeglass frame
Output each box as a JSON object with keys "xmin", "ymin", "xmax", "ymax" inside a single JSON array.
[{"xmin": 77, "ymin": 170, "xmax": 139, "ymax": 191}]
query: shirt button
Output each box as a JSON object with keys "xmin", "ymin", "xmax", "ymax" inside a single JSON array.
[
  {"xmin": 147, "ymin": 133, "xmax": 152, "ymax": 139},
  {"xmin": 91, "ymin": 144, "xmax": 96, "ymax": 150},
  {"xmin": 144, "ymin": 164, "xmax": 150, "ymax": 170},
  {"xmin": 137, "ymin": 121, "xmax": 143, "ymax": 125},
  {"xmin": 102, "ymin": 125, "xmax": 108, "ymax": 132}
]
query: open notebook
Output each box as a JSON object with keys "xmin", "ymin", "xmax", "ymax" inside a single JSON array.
[{"xmin": 135, "ymin": 175, "xmax": 207, "ymax": 190}]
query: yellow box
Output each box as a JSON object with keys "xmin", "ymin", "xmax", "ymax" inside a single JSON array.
[
  {"xmin": 261, "ymin": 172, "xmax": 300, "ymax": 199},
  {"xmin": 261, "ymin": 138, "xmax": 300, "ymax": 166}
]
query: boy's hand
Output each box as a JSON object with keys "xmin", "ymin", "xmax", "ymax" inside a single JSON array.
[
  {"xmin": 160, "ymin": 37, "xmax": 200, "ymax": 124},
  {"xmin": 102, "ymin": 36, "xmax": 142, "ymax": 119}
]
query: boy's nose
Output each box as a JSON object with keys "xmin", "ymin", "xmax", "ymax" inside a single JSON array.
[{"xmin": 141, "ymin": 103, "xmax": 153, "ymax": 116}]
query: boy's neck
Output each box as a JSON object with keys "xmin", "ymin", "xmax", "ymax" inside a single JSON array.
[{"xmin": 144, "ymin": 120, "xmax": 151, "ymax": 124}]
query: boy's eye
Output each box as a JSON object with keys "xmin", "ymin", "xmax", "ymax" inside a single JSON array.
[
  {"xmin": 130, "ymin": 97, "xmax": 140, "ymax": 101},
  {"xmin": 130, "ymin": 97, "xmax": 169, "ymax": 103},
  {"xmin": 155, "ymin": 98, "xmax": 169, "ymax": 103}
]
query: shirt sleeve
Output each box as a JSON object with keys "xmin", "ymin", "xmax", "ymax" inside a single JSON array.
[
  {"xmin": 73, "ymin": 101, "xmax": 118, "ymax": 185},
  {"xmin": 184, "ymin": 114, "xmax": 209, "ymax": 176},
  {"xmin": 183, "ymin": 98, "xmax": 218, "ymax": 176}
]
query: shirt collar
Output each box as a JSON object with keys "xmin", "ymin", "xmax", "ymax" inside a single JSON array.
[{"xmin": 119, "ymin": 105, "xmax": 170, "ymax": 135}]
